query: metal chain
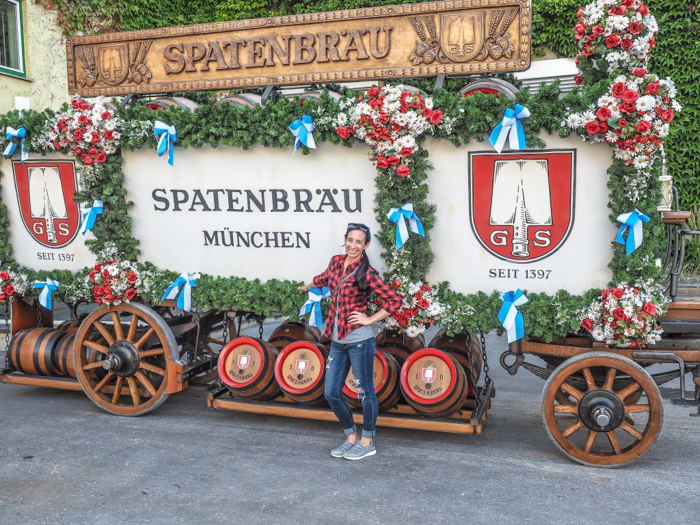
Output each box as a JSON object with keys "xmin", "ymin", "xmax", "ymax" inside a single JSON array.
[
  {"xmin": 258, "ymin": 317, "xmax": 265, "ymax": 340},
  {"xmin": 3, "ymin": 303, "xmax": 10, "ymax": 366},
  {"xmin": 222, "ymin": 316, "xmax": 230, "ymax": 345},
  {"xmin": 465, "ymin": 331, "xmax": 480, "ymax": 417},
  {"xmin": 480, "ymin": 331, "xmax": 491, "ymax": 381},
  {"xmin": 36, "ymin": 306, "xmax": 43, "ymax": 328}
]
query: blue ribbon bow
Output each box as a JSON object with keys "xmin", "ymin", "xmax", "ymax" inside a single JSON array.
[
  {"xmin": 289, "ymin": 115, "xmax": 316, "ymax": 153},
  {"xmin": 299, "ymin": 286, "xmax": 330, "ymax": 328},
  {"xmin": 488, "ymin": 105, "xmax": 530, "ymax": 153},
  {"xmin": 79, "ymin": 200, "xmax": 104, "ymax": 235},
  {"xmin": 616, "ymin": 209, "xmax": 650, "ymax": 255},
  {"xmin": 386, "ymin": 203, "xmax": 425, "ymax": 250},
  {"xmin": 3, "ymin": 126, "xmax": 28, "ymax": 162},
  {"xmin": 34, "ymin": 279, "xmax": 59, "ymax": 310},
  {"xmin": 154, "ymin": 121, "xmax": 177, "ymax": 166},
  {"xmin": 498, "ymin": 289, "xmax": 529, "ymax": 343},
  {"xmin": 161, "ymin": 272, "xmax": 199, "ymax": 312}
]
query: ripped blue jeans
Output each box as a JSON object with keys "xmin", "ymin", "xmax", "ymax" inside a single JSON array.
[{"xmin": 324, "ymin": 337, "xmax": 378, "ymax": 438}]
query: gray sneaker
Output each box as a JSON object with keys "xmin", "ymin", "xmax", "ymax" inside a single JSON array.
[
  {"xmin": 343, "ymin": 442, "xmax": 376, "ymax": 460},
  {"xmin": 330, "ymin": 440, "xmax": 357, "ymax": 458}
]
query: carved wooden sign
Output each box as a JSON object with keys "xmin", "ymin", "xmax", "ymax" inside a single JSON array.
[{"xmin": 66, "ymin": 0, "xmax": 531, "ymax": 97}]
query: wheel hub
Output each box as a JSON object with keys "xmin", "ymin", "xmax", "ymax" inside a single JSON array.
[
  {"xmin": 578, "ymin": 390, "xmax": 625, "ymax": 432},
  {"xmin": 102, "ymin": 341, "xmax": 140, "ymax": 377}
]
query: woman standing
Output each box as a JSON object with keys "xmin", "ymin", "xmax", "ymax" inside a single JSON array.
[{"xmin": 300, "ymin": 223, "xmax": 401, "ymax": 460}]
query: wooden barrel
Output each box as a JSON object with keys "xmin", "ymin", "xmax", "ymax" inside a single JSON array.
[
  {"xmin": 217, "ymin": 337, "xmax": 280, "ymax": 401},
  {"xmin": 343, "ymin": 348, "xmax": 401, "ymax": 411},
  {"xmin": 376, "ymin": 329, "xmax": 425, "ymax": 366},
  {"xmin": 427, "ymin": 330, "xmax": 483, "ymax": 395},
  {"xmin": 399, "ymin": 348, "xmax": 468, "ymax": 418},
  {"xmin": 8, "ymin": 328, "xmax": 70, "ymax": 377},
  {"xmin": 297, "ymin": 90, "xmax": 342, "ymax": 104},
  {"xmin": 53, "ymin": 333, "xmax": 105, "ymax": 379},
  {"xmin": 274, "ymin": 341, "xmax": 328, "ymax": 406},
  {"xmin": 144, "ymin": 97, "xmax": 198, "ymax": 112},
  {"xmin": 56, "ymin": 320, "xmax": 80, "ymax": 334},
  {"xmin": 268, "ymin": 320, "xmax": 321, "ymax": 351},
  {"xmin": 218, "ymin": 93, "xmax": 262, "ymax": 107}
]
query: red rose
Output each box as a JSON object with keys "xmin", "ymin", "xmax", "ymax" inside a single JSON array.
[
  {"xmin": 73, "ymin": 129, "xmax": 84, "ymax": 142},
  {"xmin": 638, "ymin": 4, "xmax": 649, "ymax": 16},
  {"xmin": 609, "ymin": 5, "xmax": 626, "ymax": 16},
  {"xmin": 429, "ymin": 110, "xmax": 443, "ymax": 125},
  {"xmin": 396, "ymin": 165, "xmax": 411, "ymax": 178},
  {"xmin": 91, "ymin": 132, "xmax": 101, "ymax": 144},
  {"xmin": 612, "ymin": 82, "xmax": 626, "ymax": 98},
  {"xmin": 0, "ymin": 294, "xmax": 6, "ymax": 302},
  {"xmin": 596, "ymin": 107, "xmax": 611, "ymax": 121},
  {"xmin": 618, "ymin": 118, "xmax": 628, "ymax": 128},
  {"xmin": 2, "ymin": 284, "xmax": 14, "ymax": 295},
  {"xmin": 391, "ymin": 279, "xmax": 401, "ymax": 289},
  {"xmin": 0, "ymin": 271, "xmax": 9, "ymax": 281},
  {"xmin": 585, "ymin": 121, "xmax": 601, "ymax": 134},
  {"xmin": 592, "ymin": 24, "xmax": 604, "ymax": 37},
  {"xmin": 70, "ymin": 99, "xmax": 80, "ymax": 108},
  {"xmin": 610, "ymin": 320, "xmax": 619, "ymax": 329},
  {"xmin": 642, "ymin": 302, "xmax": 657, "ymax": 316},
  {"xmin": 598, "ymin": 121, "xmax": 609, "ymax": 133},
  {"xmin": 581, "ymin": 318, "xmax": 593, "ymax": 331},
  {"xmin": 125, "ymin": 288, "xmax": 137, "ymax": 301},
  {"xmin": 628, "ymin": 21, "xmax": 643, "ymax": 35},
  {"xmin": 421, "ymin": 284, "xmax": 431, "ymax": 292},
  {"xmin": 376, "ymin": 156, "xmax": 389, "ymax": 169},
  {"xmin": 422, "ymin": 108, "xmax": 432, "ymax": 118},
  {"xmin": 414, "ymin": 291, "xmax": 423, "ymax": 301},
  {"xmin": 636, "ymin": 121, "xmax": 652, "ymax": 134},
  {"xmin": 612, "ymin": 288, "xmax": 624, "ymax": 299},
  {"xmin": 101, "ymin": 111, "xmax": 111, "ymax": 120},
  {"xmin": 605, "ymin": 34, "xmax": 621, "ymax": 48},
  {"xmin": 620, "ymin": 38, "xmax": 633, "ymax": 51},
  {"xmin": 574, "ymin": 24, "xmax": 586, "ymax": 37},
  {"xmin": 103, "ymin": 293, "xmax": 114, "ymax": 303},
  {"xmin": 645, "ymin": 81, "xmax": 659, "ymax": 95},
  {"xmin": 633, "ymin": 68, "xmax": 647, "ymax": 78},
  {"xmin": 102, "ymin": 269, "xmax": 110, "ymax": 279},
  {"xmin": 613, "ymin": 308, "xmax": 626, "ymax": 320},
  {"xmin": 367, "ymin": 87, "xmax": 380, "ymax": 98},
  {"xmin": 386, "ymin": 156, "xmax": 399, "ymax": 166},
  {"xmin": 104, "ymin": 129, "xmax": 114, "ymax": 140},
  {"xmin": 378, "ymin": 112, "xmax": 390, "ymax": 124},
  {"xmin": 336, "ymin": 127, "xmax": 350, "ymax": 140},
  {"xmin": 95, "ymin": 152, "xmax": 107, "ymax": 163},
  {"xmin": 78, "ymin": 114, "xmax": 90, "ymax": 125},
  {"xmin": 622, "ymin": 0, "xmax": 634, "ymax": 6},
  {"xmin": 83, "ymin": 155, "xmax": 94, "ymax": 165},
  {"xmin": 398, "ymin": 317, "xmax": 407, "ymax": 328},
  {"xmin": 53, "ymin": 140, "xmax": 61, "ymax": 149},
  {"xmin": 88, "ymin": 147, "xmax": 97, "ymax": 156},
  {"xmin": 127, "ymin": 271, "xmax": 138, "ymax": 284},
  {"xmin": 622, "ymin": 90, "xmax": 639, "ymax": 104},
  {"xmin": 582, "ymin": 43, "xmax": 593, "ymax": 56},
  {"xmin": 400, "ymin": 147, "xmax": 413, "ymax": 157},
  {"xmin": 418, "ymin": 298, "xmax": 429, "ymax": 310},
  {"xmin": 411, "ymin": 100, "xmax": 420, "ymax": 109},
  {"xmin": 663, "ymin": 108, "xmax": 674, "ymax": 123}
]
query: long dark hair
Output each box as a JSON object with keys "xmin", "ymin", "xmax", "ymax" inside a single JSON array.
[{"xmin": 346, "ymin": 223, "xmax": 372, "ymax": 294}]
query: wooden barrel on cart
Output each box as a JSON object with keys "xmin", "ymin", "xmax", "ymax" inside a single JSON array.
[
  {"xmin": 218, "ymin": 93, "xmax": 263, "ymax": 107},
  {"xmin": 274, "ymin": 341, "xmax": 328, "ymax": 406},
  {"xmin": 268, "ymin": 320, "xmax": 321, "ymax": 351},
  {"xmin": 56, "ymin": 320, "xmax": 80, "ymax": 334},
  {"xmin": 217, "ymin": 337, "xmax": 281, "ymax": 401},
  {"xmin": 342, "ymin": 348, "xmax": 401, "ymax": 411},
  {"xmin": 52, "ymin": 333, "xmax": 105, "ymax": 379},
  {"xmin": 296, "ymin": 90, "xmax": 342, "ymax": 104},
  {"xmin": 428, "ymin": 330, "xmax": 482, "ymax": 395},
  {"xmin": 8, "ymin": 328, "xmax": 70, "ymax": 377},
  {"xmin": 375, "ymin": 329, "xmax": 425, "ymax": 366},
  {"xmin": 144, "ymin": 97, "xmax": 199, "ymax": 112},
  {"xmin": 399, "ymin": 348, "xmax": 468, "ymax": 418}
]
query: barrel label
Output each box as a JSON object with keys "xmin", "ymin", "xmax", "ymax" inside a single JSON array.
[
  {"xmin": 286, "ymin": 374, "xmax": 313, "ymax": 386},
  {"xmin": 413, "ymin": 385, "xmax": 444, "ymax": 398},
  {"xmin": 237, "ymin": 354, "xmax": 250, "ymax": 369},
  {"xmin": 228, "ymin": 371, "xmax": 254, "ymax": 382},
  {"xmin": 295, "ymin": 359, "xmax": 308, "ymax": 374}
]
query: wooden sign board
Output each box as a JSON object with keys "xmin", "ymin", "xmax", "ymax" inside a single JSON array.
[{"xmin": 66, "ymin": 0, "xmax": 532, "ymax": 97}]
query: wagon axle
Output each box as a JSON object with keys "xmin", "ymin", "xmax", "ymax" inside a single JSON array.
[
  {"xmin": 578, "ymin": 390, "xmax": 625, "ymax": 433},
  {"xmin": 101, "ymin": 341, "xmax": 141, "ymax": 378}
]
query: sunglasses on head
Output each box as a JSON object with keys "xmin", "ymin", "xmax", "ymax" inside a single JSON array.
[{"xmin": 347, "ymin": 223, "xmax": 370, "ymax": 233}]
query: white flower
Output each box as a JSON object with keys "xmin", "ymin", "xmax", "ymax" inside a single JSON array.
[
  {"xmin": 592, "ymin": 328, "xmax": 605, "ymax": 341},
  {"xmin": 636, "ymin": 95, "xmax": 656, "ymax": 112},
  {"xmin": 565, "ymin": 113, "xmax": 584, "ymax": 129},
  {"xmin": 336, "ymin": 113, "xmax": 348, "ymax": 126}
]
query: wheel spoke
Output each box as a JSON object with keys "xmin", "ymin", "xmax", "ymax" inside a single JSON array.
[
  {"xmin": 603, "ymin": 368, "xmax": 616, "ymax": 391},
  {"xmin": 84, "ymin": 340, "xmax": 109, "ymax": 354},
  {"xmin": 112, "ymin": 376, "xmax": 124, "ymax": 404},
  {"xmin": 135, "ymin": 371, "xmax": 157, "ymax": 397},
  {"xmin": 140, "ymin": 361, "xmax": 165, "ymax": 376},
  {"xmin": 583, "ymin": 430, "xmax": 598, "ymax": 453},
  {"xmin": 112, "ymin": 312, "xmax": 125, "ymax": 341},
  {"xmin": 560, "ymin": 381, "xmax": 585, "ymax": 401},
  {"xmin": 562, "ymin": 420, "xmax": 584, "ymax": 438},
  {"xmin": 126, "ymin": 377, "xmax": 141, "ymax": 406},
  {"xmin": 127, "ymin": 314, "xmax": 139, "ymax": 343},
  {"xmin": 553, "ymin": 404, "xmax": 578, "ymax": 414},
  {"xmin": 82, "ymin": 361, "xmax": 106, "ymax": 371},
  {"xmin": 140, "ymin": 347, "xmax": 165, "ymax": 358},
  {"xmin": 94, "ymin": 372, "xmax": 115, "ymax": 393},
  {"xmin": 619, "ymin": 421, "xmax": 644, "ymax": 441},
  {"xmin": 607, "ymin": 431, "xmax": 622, "ymax": 454},
  {"xmin": 206, "ymin": 337, "xmax": 224, "ymax": 345},
  {"xmin": 625, "ymin": 404, "xmax": 651, "ymax": 414},
  {"xmin": 582, "ymin": 368, "xmax": 596, "ymax": 391},
  {"xmin": 93, "ymin": 321, "xmax": 116, "ymax": 346},
  {"xmin": 134, "ymin": 327, "xmax": 155, "ymax": 350},
  {"xmin": 615, "ymin": 382, "xmax": 641, "ymax": 401}
]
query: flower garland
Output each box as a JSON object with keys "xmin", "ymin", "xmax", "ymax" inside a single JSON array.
[
  {"xmin": 334, "ymin": 85, "xmax": 442, "ymax": 178},
  {"xmin": 580, "ymin": 282, "xmax": 666, "ymax": 347},
  {"xmin": 88, "ymin": 243, "xmax": 154, "ymax": 306},
  {"xmin": 574, "ymin": 0, "xmax": 658, "ymax": 79},
  {"xmin": 0, "ymin": 269, "xmax": 29, "ymax": 303}
]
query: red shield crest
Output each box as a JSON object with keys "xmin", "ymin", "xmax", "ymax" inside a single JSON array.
[
  {"xmin": 470, "ymin": 150, "xmax": 575, "ymax": 263},
  {"xmin": 422, "ymin": 366, "xmax": 436, "ymax": 383},
  {"xmin": 13, "ymin": 160, "xmax": 80, "ymax": 249},
  {"xmin": 295, "ymin": 359, "xmax": 309, "ymax": 375},
  {"xmin": 237, "ymin": 354, "xmax": 250, "ymax": 370}
]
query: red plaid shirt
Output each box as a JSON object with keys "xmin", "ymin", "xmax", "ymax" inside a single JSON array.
[{"xmin": 313, "ymin": 254, "xmax": 401, "ymax": 340}]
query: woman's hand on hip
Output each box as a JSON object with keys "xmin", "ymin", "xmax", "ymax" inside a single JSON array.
[{"xmin": 348, "ymin": 311, "xmax": 372, "ymax": 326}]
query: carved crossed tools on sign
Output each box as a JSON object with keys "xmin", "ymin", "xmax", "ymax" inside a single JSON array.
[{"xmin": 408, "ymin": 6, "xmax": 518, "ymax": 65}]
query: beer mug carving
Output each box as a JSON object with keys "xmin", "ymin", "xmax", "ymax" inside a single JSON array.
[
  {"xmin": 470, "ymin": 151, "xmax": 575, "ymax": 263},
  {"xmin": 489, "ymin": 159, "xmax": 552, "ymax": 258}
]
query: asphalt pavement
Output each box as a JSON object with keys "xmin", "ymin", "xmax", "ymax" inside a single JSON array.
[{"xmin": 1, "ymin": 321, "xmax": 698, "ymax": 525}]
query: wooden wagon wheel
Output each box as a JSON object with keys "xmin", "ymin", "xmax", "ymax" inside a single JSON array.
[
  {"xmin": 541, "ymin": 351, "xmax": 663, "ymax": 468},
  {"xmin": 73, "ymin": 302, "xmax": 180, "ymax": 416}
]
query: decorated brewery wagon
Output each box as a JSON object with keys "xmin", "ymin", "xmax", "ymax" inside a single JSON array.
[{"xmin": 0, "ymin": 0, "xmax": 697, "ymax": 467}]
